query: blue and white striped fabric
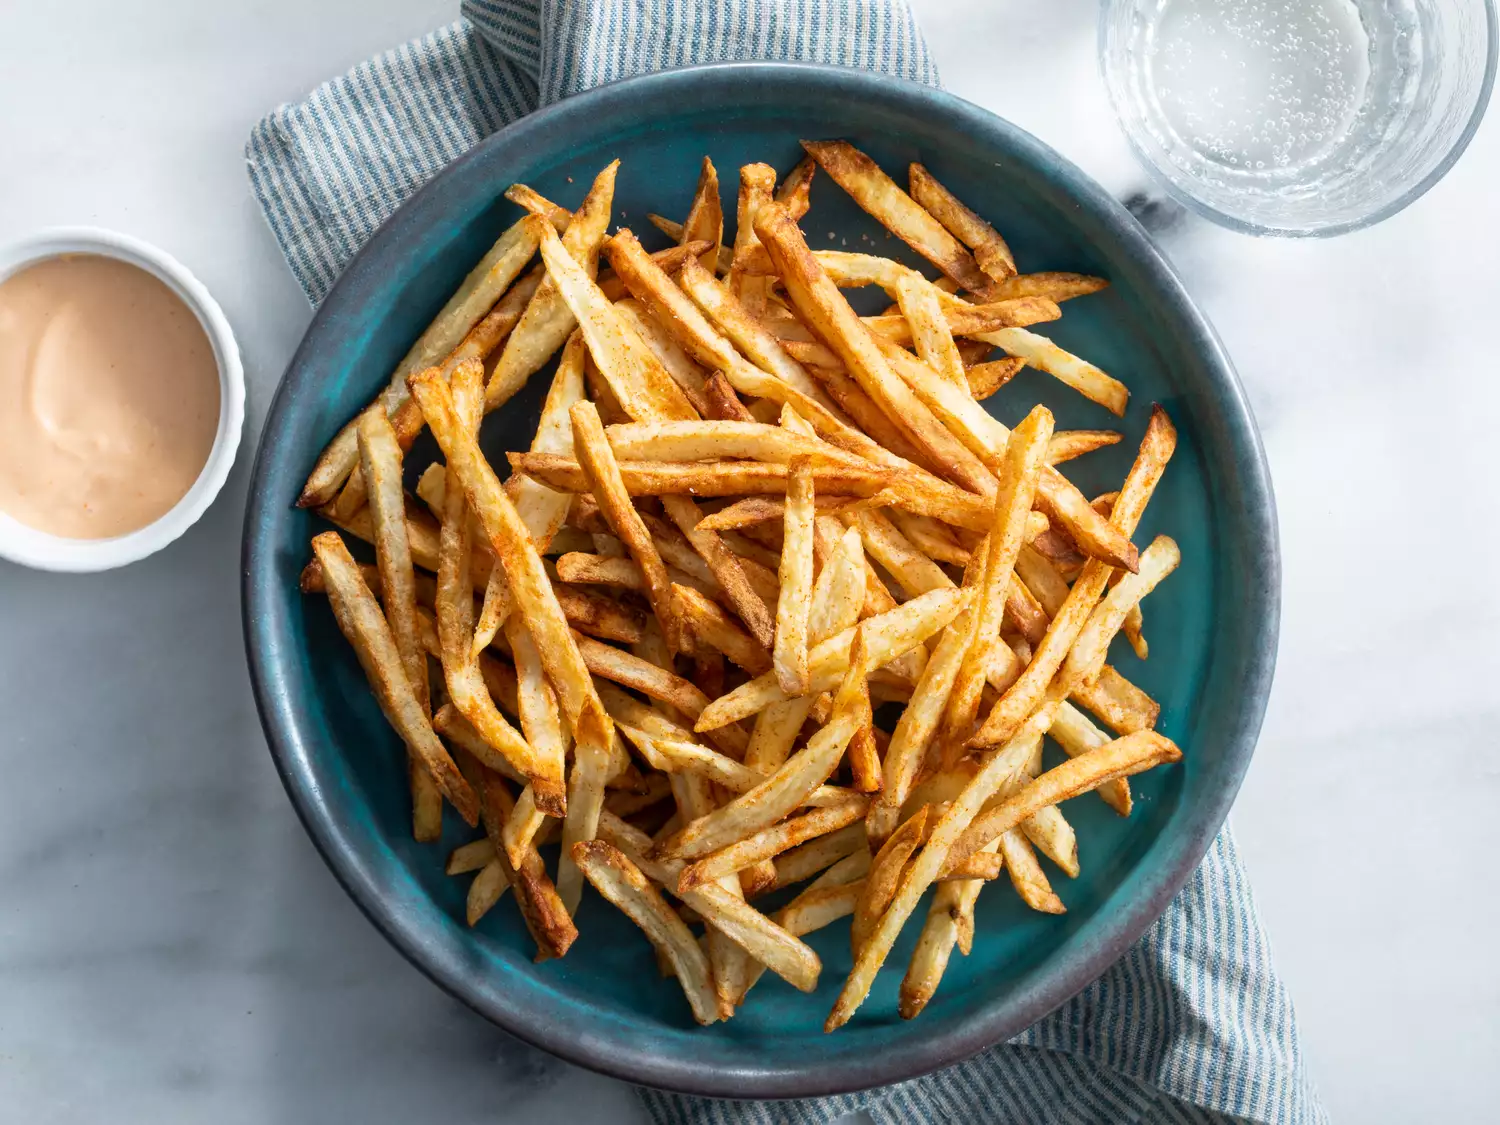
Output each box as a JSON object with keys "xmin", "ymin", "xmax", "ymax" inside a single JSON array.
[{"xmin": 244, "ymin": 5, "xmax": 1324, "ymax": 1123}]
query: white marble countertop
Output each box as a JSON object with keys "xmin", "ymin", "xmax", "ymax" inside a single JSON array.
[{"xmin": 1, "ymin": 2, "xmax": 1496, "ymax": 1121}]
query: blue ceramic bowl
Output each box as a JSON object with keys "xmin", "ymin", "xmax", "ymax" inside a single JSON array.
[{"xmin": 243, "ymin": 63, "xmax": 1278, "ymax": 1098}]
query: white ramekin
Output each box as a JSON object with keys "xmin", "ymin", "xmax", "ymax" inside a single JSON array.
[{"xmin": 0, "ymin": 228, "xmax": 245, "ymax": 572}]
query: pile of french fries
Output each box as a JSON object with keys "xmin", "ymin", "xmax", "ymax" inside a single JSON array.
[{"xmin": 297, "ymin": 141, "xmax": 1184, "ymax": 1030}]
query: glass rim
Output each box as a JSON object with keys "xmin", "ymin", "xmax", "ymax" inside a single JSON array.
[{"xmin": 1098, "ymin": 0, "xmax": 1499, "ymax": 237}]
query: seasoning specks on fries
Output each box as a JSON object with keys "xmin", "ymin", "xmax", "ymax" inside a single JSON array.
[{"xmin": 298, "ymin": 141, "xmax": 1184, "ymax": 1029}]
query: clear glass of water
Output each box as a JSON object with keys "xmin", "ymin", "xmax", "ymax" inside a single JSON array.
[{"xmin": 1100, "ymin": 0, "xmax": 1497, "ymax": 235}]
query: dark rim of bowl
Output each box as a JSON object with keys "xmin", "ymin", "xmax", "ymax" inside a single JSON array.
[{"xmin": 242, "ymin": 61, "xmax": 1280, "ymax": 1100}]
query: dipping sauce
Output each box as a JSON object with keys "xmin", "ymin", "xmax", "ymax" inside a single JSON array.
[{"xmin": 0, "ymin": 254, "xmax": 220, "ymax": 539}]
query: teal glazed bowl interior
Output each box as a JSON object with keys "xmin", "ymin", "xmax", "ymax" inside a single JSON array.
[{"xmin": 243, "ymin": 63, "xmax": 1278, "ymax": 1098}]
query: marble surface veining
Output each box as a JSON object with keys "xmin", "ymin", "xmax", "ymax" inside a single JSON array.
[{"xmin": 1, "ymin": 1, "xmax": 1496, "ymax": 1122}]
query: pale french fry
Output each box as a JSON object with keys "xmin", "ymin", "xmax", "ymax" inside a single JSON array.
[
  {"xmin": 846, "ymin": 507, "xmax": 952, "ymax": 599},
  {"xmin": 826, "ymin": 710, "xmax": 1054, "ymax": 1030},
  {"xmin": 501, "ymin": 785, "xmax": 548, "ymax": 869},
  {"xmin": 940, "ymin": 405, "xmax": 1054, "ymax": 764},
  {"xmin": 908, "ymin": 162, "xmax": 1017, "ymax": 282},
  {"xmin": 466, "ymin": 859, "xmax": 512, "ymax": 926},
  {"xmin": 448, "ymin": 837, "xmax": 497, "ymax": 876},
  {"xmin": 900, "ymin": 871, "xmax": 976, "ymax": 1017},
  {"xmin": 894, "ymin": 272, "xmax": 966, "ymax": 385},
  {"xmin": 765, "ymin": 823, "xmax": 868, "ymax": 893},
  {"xmin": 944, "ymin": 731, "xmax": 1183, "ymax": 874},
  {"xmin": 613, "ymin": 298, "xmax": 712, "ymax": 415},
  {"xmin": 661, "ymin": 494, "xmax": 776, "ymax": 651},
  {"xmin": 1049, "ymin": 702, "xmax": 1131, "ymax": 815},
  {"xmin": 313, "ymin": 532, "xmax": 478, "ymax": 825},
  {"xmin": 617, "ymin": 726, "xmax": 855, "ymax": 809},
  {"xmin": 802, "ymin": 141, "xmax": 991, "ymax": 293},
  {"xmin": 774, "ymin": 457, "xmax": 816, "ymax": 695},
  {"xmin": 1076, "ymin": 665, "xmax": 1161, "ymax": 735},
  {"xmin": 558, "ymin": 723, "xmax": 610, "ymax": 917},
  {"xmin": 843, "ymin": 628, "xmax": 883, "ymax": 793},
  {"xmin": 971, "ymin": 407, "xmax": 1175, "ymax": 748},
  {"xmin": 998, "ymin": 830, "xmax": 1066, "ymax": 913},
  {"xmin": 983, "ymin": 327, "xmax": 1129, "ymax": 417},
  {"xmin": 572, "ymin": 400, "xmax": 682, "ymax": 651},
  {"xmin": 1019, "ymin": 800, "xmax": 1079, "ymax": 879},
  {"xmin": 696, "ymin": 587, "xmax": 970, "ymax": 731},
  {"xmin": 503, "ymin": 607, "xmax": 570, "ymax": 823},
  {"xmin": 571, "ymin": 840, "xmax": 721, "ymax": 1024},
  {"xmin": 298, "ymin": 216, "xmax": 543, "ymax": 508},
  {"xmin": 1062, "ymin": 535, "xmax": 1180, "ymax": 688},
  {"xmin": 680, "ymin": 156, "xmax": 723, "ymax": 272},
  {"xmin": 679, "ymin": 797, "xmax": 869, "ymax": 891},
  {"xmin": 488, "ymin": 162, "xmax": 619, "ymax": 413},
  {"xmin": 537, "ymin": 221, "xmax": 698, "ymax": 422},
  {"xmin": 852, "ymin": 806, "xmax": 928, "ymax": 956},
  {"xmin": 508, "ymin": 452, "xmax": 891, "ymax": 499},
  {"xmin": 410, "ymin": 366, "xmax": 612, "ymax": 754}
]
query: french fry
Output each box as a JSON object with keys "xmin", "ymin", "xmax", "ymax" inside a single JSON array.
[
  {"xmin": 776, "ymin": 154, "xmax": 816, "ymax": 218},
  {"xmin": 466, "ymin": 859, "xmax": 512, "ymax": 926},
  {"xmin": 616, "ymin": 726, "xmax": 855, "ymax": 809},
  {"xmin": 908, "ymin": 162, "xmax": 1017, "ymax": 282},
  {"xmin": 678, "ymin": 797, "xmax": 869, "ymax": 891},
  {"xmin": 773, "ymin": 457, "xmax": 816, "ymax": 695},
  {"xmin": 448, "ymin": 837, "xmax": 498, "ymax": 875},
  {"xmin": 852, "ymin": 806, "xmax": 927, "ymax": 956},
  {"xmin": 998, "ymin": 830, "xmax": 1066, "ymax": 913},
  {"xmin": 843, "ymin": 628, "xmax": 883, "ymax": 793},
  {"xmin": 802, "ymin": 141, "xmax": 991, "ymax": 293},
  {"xmin": 863, "ymin": 297, "xmax": 1061, "ymax": 345},
  {"xmin": 503, "ymin": 609, "xmax": 570, "ymax": 823},
  {"xmin": 697, "ymin": 587, "xmax": 969, "ymax": 731},
  {"xmin": 900, "ymin": 857, "xmax": 986, "ymax": 1017},
  {"xmin": 729, "ymin": 162, "xmax": 777, "ymax": 313},
  {"xmin": 845, "ymin": 507, "xmax": 952, "ymax": 599},
  {"xmin": 971, "ymin": 407, "xmax": 1175, "ymax": 748},
  {"xmin": 826, "ymin": 709, "xmax": 1055, "ymax": 1030},
  {"xmin": 504, "ymin": 183, "xmax": 573, "ymax": 230},
  {"xmin": 965, "ymin": 356, "xmax": 1025, "ymax": 400},
  {"xmin": 537, "ymin": 221, "xmax": 698, "ymax": 422},
  {"xmin": 987, "ymin": 272, "xmax": 1108, "ymax": 303},
  {"xmin": 661, "ymin": 495, "xmax": 776, "ymax": 651},
  {"xmin": 1076, "ymin": 665, "xmax": 1160, "ymax": 735},
  {"xmin": 1046, "ymin": 430, "xmax": 1124, "ymax": 465},
  {"xmin": 672, "ymin": 584, "xmax": 772, "ymax": 675},
  {"xmin": 410, "ymin": 366, "xmax": 612, "ymax": 755},
  {"xmin": 312, "ymin": 532, "xmax": 478, "ymax": 825},
  {"xmin": 981, "ymin": 327, "xmax": 1130, "ymax": 417},
  {"xmin": 765, "ymin": 823, "xmax": 868, "ymax": 893},
  {"xmin": 298, "ymin": 216, "xmax": 543, "ymax": 508},
  {"xmin": 1019, "ymin": 799, "xmax": 1079, "ymax": 880},
  {"xmin": 680, "ymin": 156, "xmax": 723, "ymax": 272},
  {"xmin": 944, "ymin": 731, "xmax": 1183, "ymax": 874},
  {"xmin": 501, "ymin": 785, "xmax": 548, "ymax": 870},
  {"xmin": 572, "ymin": 400, "xmax": 682, "ymax": 651},
  {"xmin": 571, "ymin": 841, "xmax": 721, "ymax": 1024},
  {"xmin": 508, "ymin": 452, "xmax": 891, "ymax": 498},
  {"xmin": 488, "ymin": 162, "xmax": 619, "ymax": 413},
  {"xmin": 694, "ymin": 495, "xmax": 852, "ymax": 533},
  {"xmin": 940, "ymin": 405, "xmax": 1054, "ymax": 764},
  {"xmin": 699, "ymin": 371, "xmax": 755, "ymax": 423},
  {"xmin": 1062, "ymin": 535, "xmax": 1180, "ymax": 688},
  {"xmin": 1049, "ymin": 702, "xmax": 1131, "ymax": 815},
  {"xmin": 612, "ymin": 298, "xmax": 713, "ymax": 418},
  {"xmin": 645, "ymin": 213, "xmax": 733, "ymax": 272},
  {"xmin": 894, "ymin": 272, "xmax": 966, "ymax": 385},
  {"xmin": 432, "ymin": 703, "xmax": 526, "ymax": 786}
]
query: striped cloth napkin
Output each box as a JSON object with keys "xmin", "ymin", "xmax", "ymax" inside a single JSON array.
[{"xmin": 245, "ymin": 4, "xmax": 1325, "ymax": 1122}]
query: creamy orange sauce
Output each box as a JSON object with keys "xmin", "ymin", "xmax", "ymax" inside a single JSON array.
[{"xmin": 0, "ymin": 254, "xmax": 220, "ymax": 539}]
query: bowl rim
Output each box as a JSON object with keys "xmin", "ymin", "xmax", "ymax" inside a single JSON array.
[
  {"xmin": 1097, "ymin": 0, "xmax": 1499, "ymax": 238},
  {"xmin": 242, "ymin": 60, "xmax": 1280, "ymax": 1098},
  {"xmin": 0, "ymin": 227, "xmax": 245, "ymax": 572}
]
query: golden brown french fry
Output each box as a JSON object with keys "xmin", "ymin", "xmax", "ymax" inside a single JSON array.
[
  {"xmin": 1046, "ymin": 430, "xmax": 1124, "ymax": 465},
  {"xmin": 1049, "ymin": 702, "xmax": 1130, "ymax": 815},
  {"xmin": 802, "ymin": 141, "xmax": 991, "ymax": 293},
  {"xmin": 571, "ymin": 400, "xmax": 682, "ymax": 652},
  {"xmin": 466, "ymin": 859, "xmax": 512, "ymax": 926},
  {"xmin": 765, "ymin": 823, "xmax": 868, "ymax": 893},
  {"xmin": 488, "ymin": 162, "xmax": 618, "ymax": 413},
  {"xmin": 613, "ymin": 298, "xmax": 713, "ymax": 416},
  {"xmin": 448, "ymin": 837, "xmax": 497, "ymax": 875},
  {"xmin": 987, "ymin": 272, "xmax": 1108, "ymax": 302},
  {"xmin": 298, "ymin": 216, "xmax": 543, "ymax": 508},
  {"xmin": 899, "ymin": 853, "xmax": 988, "ymax": 1018},
  {"xmin": 660, "ymin": 494, "xmax": 776, "ymax": 651},
  {"xmin": 571, "ymin": 840, "xmax": 721, "ymax": 1024},
  {"xmin": 847, "ymin": 507, "xmax": 952, "ymax": 599},
  {"xmin": 1076, "ymin": 665, "xmax": 1161, "ymax": 735},
  {"xmin": 410, "ymin": 366, "xmax": 612, "ymax": 754},
  {"xmin": 852, "ymin": 806, "xmax": 927, "ymax": 957},
  {"xmin": 617, "ymin": 725, "xmax": 855, "ymax": 809},
  {"xmin": 826, "ymin": 710, "xmax": 1054, "ymax": 1030},
  {"xmin": 1062, "ymin": 535, "xmax": 1180, "ymax": 688},
  {"xmin": 694, "ymin": 495, "xmax": 853, "ymax": 533},
  {"xmin": 680, "ymin": 156, "xmax": 723, "ymax": 272},
  {"xmin": 432, "ymin": 703, "xmax": 526, "ymax": 786},
  {"xmin": 435, "ymin": 366, "xmax": 563, "ymax": 811},
  {"xmin": 555, "ymin": 552, "xmax": 717, "ymax": 603},
  {"xmin": 312, "ymin": 532, "xmax": 478, "ymax": 825},
  {"xmin": 503, "ymin": 608, "xmax": 569, "ymax": 820},
  {"xmin": 508, "ymin": 452, "xmax": 892, "ymax": 499},
  {"xmin": 504, "ymin": 183, "xmax": 572, "ymax": 230},
  {"xmin": 698, "ymin": 371, "xmax": 755, "ymax": 423},
  {"xmin": 678, "ymin": 797, "xmax": 868, "ymax": 891},
  {"xmin": 908, "ymin": 162, "xmax": 1017, "ymax": 282},
  {"xmin": 646, "ymin": 213, "xmax": 733, "ymax": 271},
  {"xmin": 843, "ymin": 628, "xmax": 883, "ymax": 793},
  {"xmin": 894, "ymin": 272, "xmax": 965, "ymax": 385},
  {"xmin": 729, "ymin": 162, "xmax": 777, "ymax": 312},
  {"xmin": 537, "ymin": 221, "xmax": 698, "ymax": 422},
  {"xmin": 1019, "ymin": 797, "xmax": 1079, "ymax": 879},
  {"xmin": 864, "ymin": 297, "xmax": 1061, "ymax": 346},
  {"xmin": 940, "ymin": 405, "xmax": 1054, "ymax": 764},
  {"xmin": 945, "ymin": 731, "xmax": 1182, "ymax": 875},
  {"xmin": 672, "ymin": 584, "xmax": 772, "ymax": 675},
  {"xmin": 984, "ymin": 328, "xmax": 1129, "ymax": 417},
  {"xmin": 777, "ymin": 154, "xmax": 816, "ymax": 218},
  {"xmin": 966, "ymin": 356, "xmax": 1025, "ymax": 400},
  {"xmin": 971, "ymin": 407, "xmax": 1175, "ymax": 748},
  {"xmin": 754, "ymin": 201, "xmax": 997, "ymax": 496},
  {"xmin": 696, "ymin": 587, "xmax": 970, "ymax": 731},
  {"xmin": 773, "ymin": 456, "xmax": 816, "ymax": 695}
]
